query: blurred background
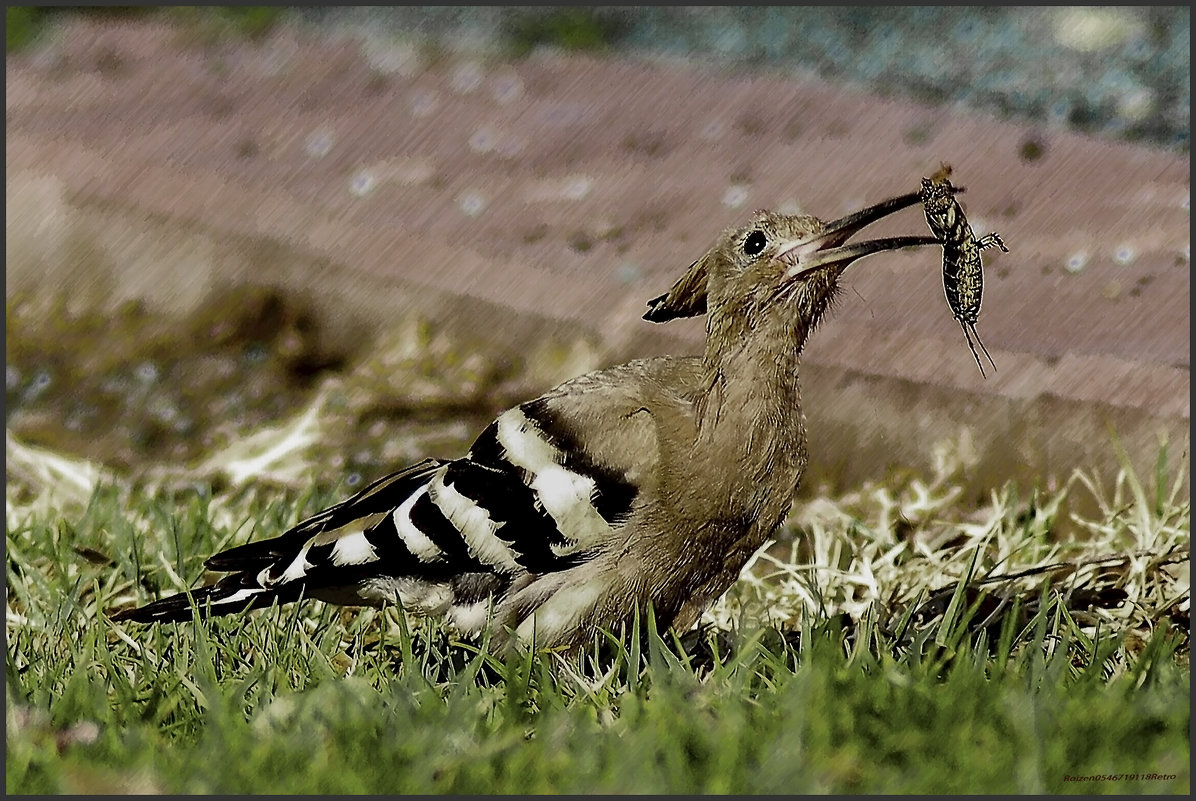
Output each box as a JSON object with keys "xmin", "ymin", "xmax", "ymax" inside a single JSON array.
[{"xmin": 5, "ymin": 6, "xmax": 1190, "ymax": 505}]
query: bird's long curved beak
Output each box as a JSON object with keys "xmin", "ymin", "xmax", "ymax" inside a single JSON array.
[
  {"xmin": 778, "ymin": 234, "xmax": 941, "ymax": 278},
  {"xmin": 774, "ymin": 191, "xmax": 939, "ymax": 277},
  {"xmin": 818, "ymin": 191, "xmax": 925, "ymax": 244}
]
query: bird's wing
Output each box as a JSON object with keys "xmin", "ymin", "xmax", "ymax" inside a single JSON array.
[
  {"xmin": 464, "ymin": 356, "xmax": 702, "ymax": 553},
  {"xmin": 202, "ymin": 459, "xmax": 446, "ymax": 572},
  {"xmin": 113, "ymin": 357, "xmax": 703, "ymax": 625}
]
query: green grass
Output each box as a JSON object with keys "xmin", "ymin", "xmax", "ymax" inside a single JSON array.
[
  {"xmin": 500, "ymin": 8, "xmax": 628, "ymax": 58},
  {"xmin": 5, "ymin": 435, "xmax": 1191, "ymax": 793},
  {"xmin": 5, "ymin": 6, "xmax": 284, "ymax": 54}
]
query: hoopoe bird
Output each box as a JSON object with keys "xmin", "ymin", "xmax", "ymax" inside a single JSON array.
[{"xmin": 113, "ymin": 192, "xmax": 938, "ymax": 653}]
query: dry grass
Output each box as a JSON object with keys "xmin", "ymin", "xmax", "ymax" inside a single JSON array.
[{"xmin": 713, "ymin": 432, "xmax": 1189, "ymax": 669}]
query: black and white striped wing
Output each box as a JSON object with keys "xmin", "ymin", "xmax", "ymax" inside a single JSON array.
[{"xmin": 113, "ymin": 397, "xmax": 642, "ymax": 631}]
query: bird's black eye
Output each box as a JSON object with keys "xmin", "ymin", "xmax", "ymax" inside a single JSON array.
[{"xmin": 743, "ymin": 230, "xmax": 768, "ymax": 256}]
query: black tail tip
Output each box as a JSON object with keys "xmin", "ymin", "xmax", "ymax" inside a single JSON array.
[
  {"xmin": 108, "ymin": 580, "xmax": 286, "ymax": 624},
  {"xmin": 108, "ymin": 596, "xmax": 198, "ymax": 624}
]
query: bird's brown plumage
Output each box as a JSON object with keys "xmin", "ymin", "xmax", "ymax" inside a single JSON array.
[{"xmin": 113, "ymin": 200, "xmax": 938, "ymax": 654}]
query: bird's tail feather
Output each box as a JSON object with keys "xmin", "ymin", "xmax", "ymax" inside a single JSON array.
[
  {"xmin": 110, "ymin": 574, "xmax": 300, "ymax": 623},
  {"xmin": 113, "ymin": 458, "xmax": 448, "ymax": 624}
]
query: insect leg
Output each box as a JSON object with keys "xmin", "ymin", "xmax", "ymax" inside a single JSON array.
[{"xmin": 977, "ymin": 233, "xmax": 1008, "ymax": 253}]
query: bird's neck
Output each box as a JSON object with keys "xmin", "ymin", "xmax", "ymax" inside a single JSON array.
[{"xmin": 690, "ymin": 307, "xmax": 810, "ymax": 512}]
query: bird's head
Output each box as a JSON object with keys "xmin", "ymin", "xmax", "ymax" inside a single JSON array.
[
  {"xmin": 645, "ymin": 194, "xmax": 938, "ymax": 352},
  {"xmin": 701, "ymin": 211, "xmax": 852, "ymax": 339}
]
